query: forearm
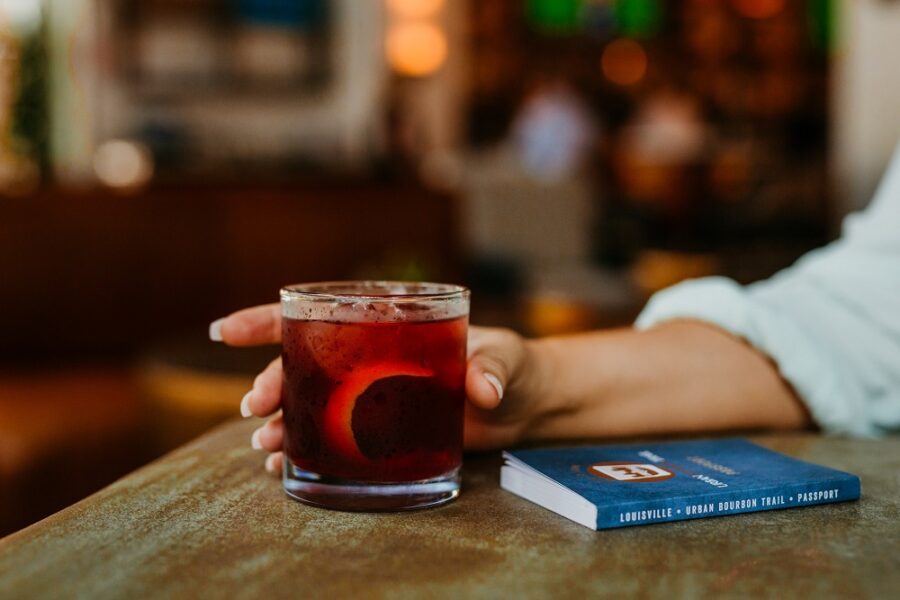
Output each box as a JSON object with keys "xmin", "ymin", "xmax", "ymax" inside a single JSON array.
[{"xmin": 525, "ymin": 321, "xmax": 812, "ymax": 440}]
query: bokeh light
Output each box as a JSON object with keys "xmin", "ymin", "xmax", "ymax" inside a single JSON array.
[
  {"xmin": 601, "ymin": 38, "xmax": 648, "ymax": 86},
  {"xmin": 386, "ymin": 22, "xmax": 447, "ymax": 77},
  {"xmin": 386, "ymin": 0, "xmax": 445, "ymax": 20},
  {"xmin": 93, "ymin": 140, "xmax": 154, "ymax": 191},
  {"xmin": 0, "ymin": 0, "xmax": 42, "ymax": 34}
]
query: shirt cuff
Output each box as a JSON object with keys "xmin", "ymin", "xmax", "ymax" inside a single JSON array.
[{"xmin": 634, "ymin": 277, "xmax": 873, "ymax": 437}]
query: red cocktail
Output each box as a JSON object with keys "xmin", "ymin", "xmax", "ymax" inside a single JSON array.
[{"xmin": 280, "ymin": 282, "xmax": 469, "ymax": 511}]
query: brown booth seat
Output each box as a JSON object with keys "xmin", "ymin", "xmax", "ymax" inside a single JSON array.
[
  {"xmin": 0, "ymin": 368, "xmax": 147, "ymax": 536},
  {"xmin": 0, "ymin": 182, "xmax": 460, "ymax": 536}
]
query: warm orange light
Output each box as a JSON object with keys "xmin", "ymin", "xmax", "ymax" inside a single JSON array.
[
  {"xmin": 386, "ymin": 22, "xmax": 447, "ymax": 77},
  {"xmin": 93, "ymin": 139, "xmax": 154, "ymax": 190},
  {"xmin": 601, "ymin": 39, "xmax": 647, "ymax": 87},
  {"xmin": 731, "ymin": 0, "xmax": 785, "ymax": 19},
  {"xmin": 386, "ymin": 0, "xmax": 445, "ymax": 19}
]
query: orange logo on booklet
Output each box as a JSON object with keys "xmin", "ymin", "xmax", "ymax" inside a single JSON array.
[{"xmin": 589, "ymin": 462, "xmax": 675, "ymax": 482}]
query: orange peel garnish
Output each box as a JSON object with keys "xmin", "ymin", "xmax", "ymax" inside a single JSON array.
[{"xmin": 323, "ymin": 362, "xmax": 433, "ymax": 463}]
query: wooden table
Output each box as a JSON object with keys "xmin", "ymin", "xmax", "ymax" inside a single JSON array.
[{"xmin": 2, "ymin": 420, "xmax": 898, "ymax": 599}]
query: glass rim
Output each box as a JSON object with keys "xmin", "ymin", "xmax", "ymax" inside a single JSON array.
[{"xmin": 280, "ymin": 280, "xmax": 470, "ymax": 303}]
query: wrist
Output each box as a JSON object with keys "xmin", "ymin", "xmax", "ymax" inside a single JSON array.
[{"xmin": 519, "ymin": 336, "xmax": 587, "ymax": 439}]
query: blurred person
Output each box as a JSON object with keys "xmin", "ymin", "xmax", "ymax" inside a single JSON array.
[
  {"xmin": 510, "ymin": 77, "xmax": 596, "ymax": 182},
  {"xmin": 211, "ymin": 142, "xmax": 900, "ymax": 472}
]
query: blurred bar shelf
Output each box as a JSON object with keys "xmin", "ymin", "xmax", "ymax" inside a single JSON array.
[{"xmin": 0, "ymin": 182, "xmax": 461, "ymax": 362}]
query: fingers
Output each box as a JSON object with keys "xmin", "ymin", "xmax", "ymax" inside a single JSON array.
[
  {"xmin": 212, "ymin": 303, "xmax": 285, "ymax": 475},
  {"xmin": 251, "ymin": 414, "xmax": 284, "ymax": 475},
  {"xmin": 251, "ymin": 413, "xmax": 283, "ymax": 453},
  {"xmin": 233, "ymin": 323, "xmax": 528, "ymax": 469},
  {"xmin": 465, "ymin": 327, "xmax": 524, "ymax": 411},
  {"xmin": 210, "ymin": 303, "xmax": 281, "ymax": 346},
  {"xmin": 463, "ymin": 404, "xmax": 524, "ymax": 451},
  {"xmin": 241, "ymin": 357, "xmax": 283, "ymax": 418},
  {"xmin": 265, "ymin": 452, "xmax": 283, "ymax": 474},
  {"xmin": 466, "ymin": 363, "xmax": 504, "ymax": 410}
]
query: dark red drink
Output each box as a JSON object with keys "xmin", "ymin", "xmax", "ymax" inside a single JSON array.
[{"xmin": 281, "ymin": 315, "xmax": 468, "ymax": 483}]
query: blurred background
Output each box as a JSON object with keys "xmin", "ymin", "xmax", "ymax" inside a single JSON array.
[{"xmin": 1, "ymin": 0, "xmax": 899, "ymax": 536}]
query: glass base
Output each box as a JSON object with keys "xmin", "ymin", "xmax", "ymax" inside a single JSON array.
[{"xmin": 283, "ymin": 460, "xmax": 460, "ymax": 512}]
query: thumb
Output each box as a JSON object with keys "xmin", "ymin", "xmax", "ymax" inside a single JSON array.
[{"xmin": 465, "ymin": 327, "xmax": 525, "ymax": 410}]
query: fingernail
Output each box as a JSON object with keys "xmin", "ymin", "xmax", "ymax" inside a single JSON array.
[
  {"xmin": 240, "ymin": 391, "xmax": 253, "ymax": 418},
  {"xmin": 265, "ymin": 454, "xmax": 279, "ymax": 473},
  {"xmin": 483, "ymin": 372, "xmax": 504, "ymax": 401},
  {"xmin": 209, "ymin": 318, "xmax": 224, "ymax": 342},
  {"xmin": 251, "ymin": 428, "xmax": 263, "ymax": 450}
]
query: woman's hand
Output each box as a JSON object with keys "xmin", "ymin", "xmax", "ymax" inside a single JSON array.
[
  {"xmin": 211, "ymin": 304, "xmax": 810, "ymax": 474},
  {"xmin": 210, "ymin": 306, "xmax": 550, "ymax": 473}
]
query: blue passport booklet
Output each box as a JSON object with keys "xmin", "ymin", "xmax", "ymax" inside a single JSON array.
[{"xmin": 501, "ymin": 438, "xmax": 860, "ymax": 530}]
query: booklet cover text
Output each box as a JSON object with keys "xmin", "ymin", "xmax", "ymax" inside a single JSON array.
[{"xmin": 501, "ymin": 438, "xmax": 860, "ymax": 530}]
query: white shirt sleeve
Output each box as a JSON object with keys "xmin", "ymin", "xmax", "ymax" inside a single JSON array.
[{"xmin": 635, "ymin": 143, "xmax": 900, "ymax": 437}]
